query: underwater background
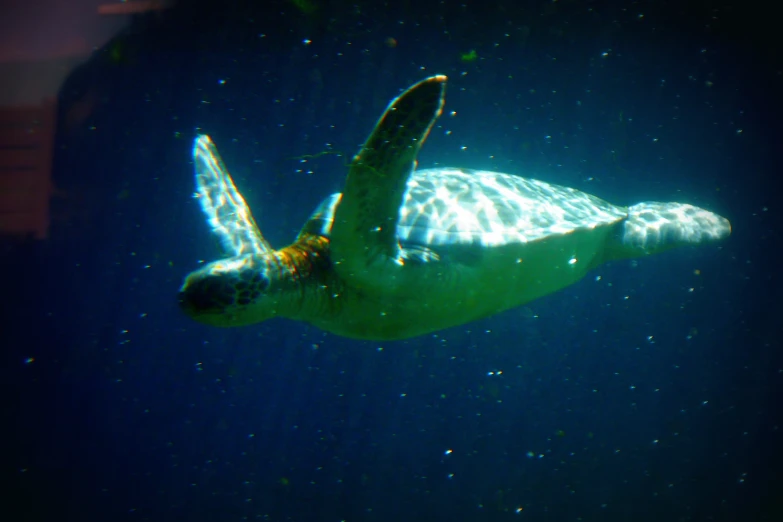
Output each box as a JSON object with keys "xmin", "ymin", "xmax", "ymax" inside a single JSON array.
[{"xmin": 3, "ymin": 0, "xmax": 781, "ymax": 520}]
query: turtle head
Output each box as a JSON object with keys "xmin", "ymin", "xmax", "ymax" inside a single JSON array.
[{"xmin": 178, "ymin": 254, "xmax": 279, "ymax": 327}]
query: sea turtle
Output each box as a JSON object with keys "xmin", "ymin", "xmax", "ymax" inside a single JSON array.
[{"xmin": 178, "ymin": 75, "xmax": 731, "ymax": 340}]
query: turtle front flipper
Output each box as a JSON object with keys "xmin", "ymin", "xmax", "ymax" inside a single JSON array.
[
  {"xmin": 330, "ymin": 75, "xmax": 447, "ymax": 289},
  {"xmin": 193, "ymin": 135, "xmax": 272, "ymax": 256}
]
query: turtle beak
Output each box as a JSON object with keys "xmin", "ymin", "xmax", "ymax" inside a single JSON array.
[
  {"xmin": 178, "ymin": 275, "xmax": 232, "ymax": 318},
  {"xmin": 177, "ymin": 289, "xmax": 194, "ymax": 313},
  {"xmin": 178, "ymin": 287, "xmax": 205, "ymax": 317}
]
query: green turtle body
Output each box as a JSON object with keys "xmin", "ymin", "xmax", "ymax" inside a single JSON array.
[{"xmin": 178, "ymin": 76, "xmax": 731, "ymax": 340}]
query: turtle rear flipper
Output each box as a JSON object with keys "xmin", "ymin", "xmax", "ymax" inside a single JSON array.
[
  {"xmin": 193, "ymin": 135, "xmax": 272, "ymax": 256},
  {"xmin": 330, "ymin": 75, "xmax": 447, "ymax": 290},
  {"xmin": 605, "ymin": 201, "xmax": 731, "ymax": 261}
]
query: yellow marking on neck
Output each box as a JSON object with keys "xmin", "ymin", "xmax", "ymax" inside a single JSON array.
[{"xmin": 274, "ymin": 234, "xmax": 331, "ymax": 281}]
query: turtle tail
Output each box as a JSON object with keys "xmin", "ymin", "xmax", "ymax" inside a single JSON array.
[{"xmin": 615, "ymin": 201, "xmax": 731, "ymax": 257}]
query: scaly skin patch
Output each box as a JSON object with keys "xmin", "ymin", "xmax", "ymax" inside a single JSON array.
[
  {"xmin": 273, "ymin": 234, "xmax": 347, "ymax": 322},
  {"xmin": 273, "ymin": 234, "xmax": 331, "ymax": 289}
]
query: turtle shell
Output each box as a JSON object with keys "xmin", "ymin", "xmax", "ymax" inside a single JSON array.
[{"xmin": 300, "ymin": 167, "xmax": 628, "ymax": 249}]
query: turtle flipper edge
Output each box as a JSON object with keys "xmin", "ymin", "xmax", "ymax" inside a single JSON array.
[
  {"xmin": 193, "ymin": 135, "xmax": 272, "ymax": 256},
  {"xmin": 330, "ymin": 75, "xmax": 447, "ymax": 287}
]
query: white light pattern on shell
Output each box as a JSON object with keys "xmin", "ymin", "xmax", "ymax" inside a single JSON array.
[
  {"xmin": 397, "ymin": 168, "xmax": 628, "ymax": 247},
  {"xmin": 303, "ymin": 167, "xmax": 730, "ymax": 252}
]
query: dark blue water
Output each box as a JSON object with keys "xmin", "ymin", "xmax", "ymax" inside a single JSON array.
[{"xmin": 5, "ymin": 1, "xmax": 781, "ymax": 521}]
